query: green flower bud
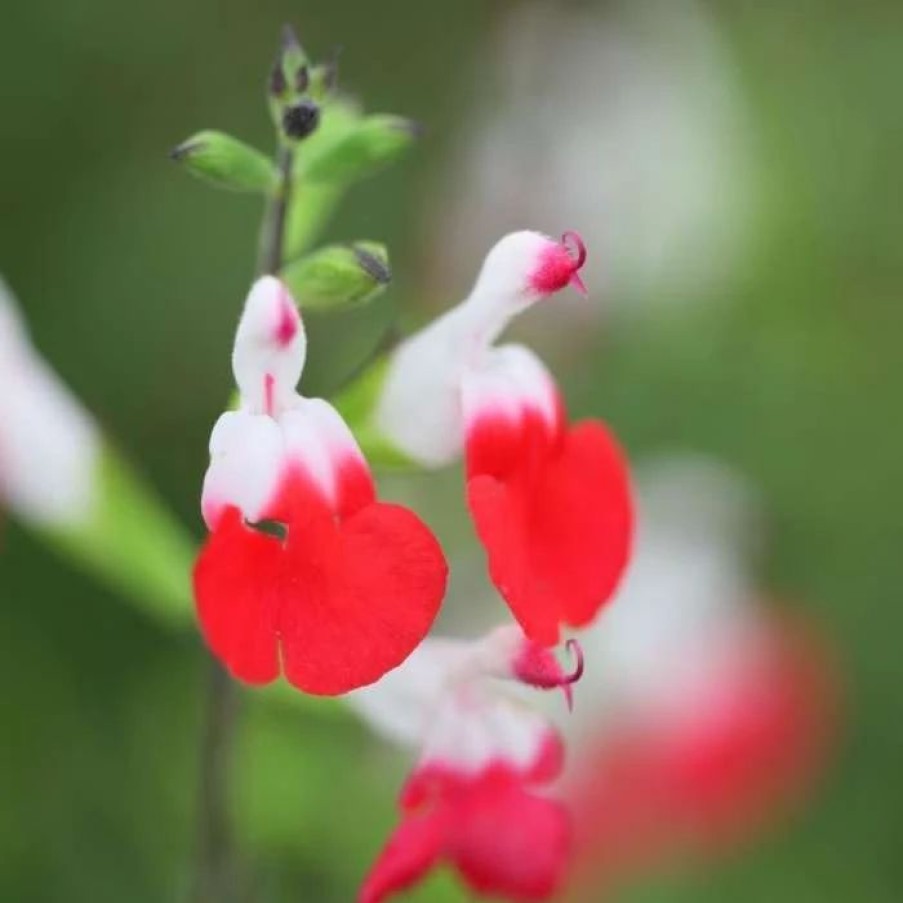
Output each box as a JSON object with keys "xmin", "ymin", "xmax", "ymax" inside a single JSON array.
[
  {"xmin": 300, "ymin": 115, "xmax": 418, "ymax": 186},
  {"xmin": 169, "ymin": 131, "xmax": 277, "ymax": 193},
  {"xmin": 280, "ymin": 242, "xmax": 391, "ymax": 311}
]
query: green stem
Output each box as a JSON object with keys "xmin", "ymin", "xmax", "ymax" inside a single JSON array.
[
  {"xmin": 257, "ymin": 145, "xmax": 295, "ymax": 276},
  {"xmin": 191, "ymin": 661, "xmax": 242, "ymax": 903},
  {"xmin": 192, "ymin": 140, "xmax": 296, "ymax": 903}
]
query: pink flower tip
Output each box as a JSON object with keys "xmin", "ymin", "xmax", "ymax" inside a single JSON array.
[
  {"xmin": 514, "ymin": 637, "xmax": 586, "ymax": 712},
  {"xmin": 530, "ymin": 230, "xmax": 589, "ymax": 297}
]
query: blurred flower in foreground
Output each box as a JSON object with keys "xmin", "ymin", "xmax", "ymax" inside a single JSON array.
[
  {"xmin": 427, "ymin": 0, "xmax": 757, "ymax": 316},
  {"xmin": 0, "ymin": 277, "xmax": 100, "ymax": 527},
  {"xmin": 561, "ymin": 456, "xmax": 837, "ymax": 893},
  {"xmin": 363, "ymin": 231, "xmax": 633, "ymax": 644},
  {"xmin": 351, "ymin": 625, "xmax": 583, "ymax": 902},
  {"xmin": 193, "ymin": 276, "xmax": 447, "ymax": 695}
]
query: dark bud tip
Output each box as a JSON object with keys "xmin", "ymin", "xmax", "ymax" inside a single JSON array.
[
  {"xmin": 269, "ymin": 58, "xmax": 287, "ymax": 97},
  {"xmin": 282, "ymin": 100, "xmax": 320, "ymax": 140},
  {"xmin": 169, "ymin": 140, "xmax": 203, "ymax": 162},
  {"xmin": 352, "ymin": 246, "xmax": 391, "ymax": 285},
  {"xmin": 281, "ymin": 23, "xmax": 302, "ymax": 52},
  {"xmin": 295, "ymin": 64, "xmax": 310, "ymax": 93}
]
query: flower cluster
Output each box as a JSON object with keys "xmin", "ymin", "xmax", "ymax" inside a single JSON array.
[
  {"xmin": 192, "ymin": 228, "xmax": 635, "ymax": 898},
  {"xmin": 0, "ymin": 25, "xmax": 841, "ymax": 903}
]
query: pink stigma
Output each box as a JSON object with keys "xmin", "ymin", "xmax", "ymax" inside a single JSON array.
[
  {"xmin": 530, "ymin": 231, "xmax": 589, "ymax": 295},
  {"xmin": 564, "ymin": 639, "xmax": 585, "ymax": 684},
  {"xmin": 562, "ymin": 231, "xmax": 587, "ymax": 269},
  {"xmin": 515, "ymin": 638, "xmax": 586, "ymax": 712}
]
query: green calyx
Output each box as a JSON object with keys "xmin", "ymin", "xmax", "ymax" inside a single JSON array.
[
  {"xmin": 169, "ymin": 131, "xmax": 277, "ymax": 194},
  {"xmin": 281, "ymin": 242, "xmax": 391, "ymax": 312}
]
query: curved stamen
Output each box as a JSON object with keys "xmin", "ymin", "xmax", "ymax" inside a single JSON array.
[
  {"xmin": 563, "ymin": 638, "xmax": 585, "ymax": 684},
  {"xmin": 561, "ymin": 230, "xmax": 587, "ymax": 269}
]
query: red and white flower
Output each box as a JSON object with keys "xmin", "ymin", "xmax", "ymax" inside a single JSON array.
[
  {"xmin": 350, "ymin": 625, "xmax": 583, "ymax": 902},
  {"xmin": 0, "ymin": 277, "xmax": 100, "ymax": 527},
  {"xmin": 373, "ymin": 231, "xmax": 633, "ymax": 645},
  {"xmin": 193, "ymin": 277, "xmax": 448, "ymax": 695},
  {"xmin": 561, "ymin": 457, "xmax": 837, "ymax": 887}
]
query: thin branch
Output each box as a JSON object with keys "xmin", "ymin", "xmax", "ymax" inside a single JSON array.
[{"xmin": 257, "ymin": 145, "xmax": 295, "ymax": 277}]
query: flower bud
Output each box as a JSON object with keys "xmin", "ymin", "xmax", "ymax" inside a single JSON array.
[
  {"xmin": 280, "ymin": 242, "xmax": 390, "ymax": 311},
  {"xmin": 169, "ymin": 131, "xmax": 277, "ymax": 193}
]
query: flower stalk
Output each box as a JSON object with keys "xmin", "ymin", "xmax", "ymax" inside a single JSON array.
[{"xmin": 257, "ymin": 144, "xmax": 295, "ymax": 277}]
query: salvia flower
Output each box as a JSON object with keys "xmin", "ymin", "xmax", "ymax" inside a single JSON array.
[
  {"xmin": 372, "ymin": 231, "xmax": 633, "ymax": 644},
  {"xmin": 562, "ymin": 457, "xmax": 836, "ymax": 885},
  {"xmin": 0, "ymin": 277, "xmax": 100, "ymax": 527},
  {"xmin": 193, "ymin": 277, "xmax": 448, "ymax": 695},
  {"xmin": 351, "ymin": 624, "xmax": 583, "ymax": 902}
]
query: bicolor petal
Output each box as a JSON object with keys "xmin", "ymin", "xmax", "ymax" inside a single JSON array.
[
  {"xmin": 463, "ymin": 354, "xmax": 633, "ymax": 645},
  {"xmin": 363, "ymin": 770, "xmax": 570, "ymax": 903},
  {"xmin": 373, "ymin": 231, "xmax": 591, "ymax": 468},
  {"xmin": 352, "ymin": 625, "xmax": 579, "ymax": 901}
]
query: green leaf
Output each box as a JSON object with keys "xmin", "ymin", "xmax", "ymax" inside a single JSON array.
[
  {"xmin": 299, "ymin": 114, "xmax": 418, "ymax": 186},
  {"xmin": 169, "ymin": 130, "xmax": 277, "ymax": 194},
  {"xmin": 281, "ymin": 242, "xmax": 391, "ymax": 312}
]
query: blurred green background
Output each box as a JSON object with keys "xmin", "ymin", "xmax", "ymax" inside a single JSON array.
[{"xmin": 1, "ymin": 1, "xmax": 900, "ymax": 901}]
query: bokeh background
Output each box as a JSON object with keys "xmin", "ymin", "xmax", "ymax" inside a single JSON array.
[{"xmin": 1, "ymin": 1, "xmax": 901, "ymax": 901}]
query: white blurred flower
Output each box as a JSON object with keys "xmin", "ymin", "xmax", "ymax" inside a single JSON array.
[
  {"xmin": 575, "ymin": 453, "xmax": 765, "ymax": 727},
  {"xmin": 0, "ymin": 278, "xmax": 100, "ymax": 527},
  {"xmin": 428, "ymin": 0, "xmax": 758, "ymax": 316}
]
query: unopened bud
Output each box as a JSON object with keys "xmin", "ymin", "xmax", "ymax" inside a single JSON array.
[
  {"xmin": 280, "ymin": 242, "xmax": 390, "ymax": 311},
  {"xmin": 169, "ymin": 130, "xmax": 277, "ymax": 193}
]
